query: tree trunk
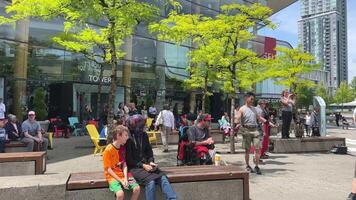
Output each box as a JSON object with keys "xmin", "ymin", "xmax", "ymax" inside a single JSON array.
[
  {"xmin": 189, "ymin": 92, "xmax": 196, "ymax": 114},
  {"xmin": 155, "ymin": 40, "xmax": 166, "ymax": 111},
  {"xmin": 201, "ymin": 93, "xmax": 206, "ymax": 113},
  {"xmin": 107, "ymin": 26, "xmax": 118, "ymax": 129},
  {"xmin": 122, "ymin": 37, "xmax": 133, "ymax": 104},
  {"xmin": 96, "ymin": 64, "xmax": 104, "ymax": 119},
  {"xmin": 230, "ymin": 96, "xmax": 236, "ymax": 154},
  {"xmin": 229, "ymin": 92, "xmax": 236, "ymax": 153},
  {"xmin": 13, "ymin": 19, "xmax": 29, "ymax": 122}
]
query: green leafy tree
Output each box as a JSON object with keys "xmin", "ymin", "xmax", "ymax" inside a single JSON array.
[
  {"xmin": 315, "ymin": 82, "xmax": 332, "ymax": 105},
  {"xmin": 334, "ymin": 81, "xmax": 354, "ymax": 111},
  {"xmin": 33, "ymin": 87, "xmax": 48, "ymax": 121},
  {"xmin": 151, "ymin": 3, "xmax": 275, "ymax": 153},
  {"xmin": 295, "ymin": 85, "xmax": 314, "ymax": 110},
  {"xmin": 0, "ymin": 0, "xmax": 166, "ymax": 127},
  {"xmin": 350, "ymin": 77, "xmax": 356, "ymax": 98},
  {"xmin": 271, "ymin": 46, "xmax": 320, "ymax": 92}
]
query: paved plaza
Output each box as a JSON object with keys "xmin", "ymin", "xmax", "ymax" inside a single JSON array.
[{"xmin": 0, "ymin": 126, "xmax": 355, "ymax": 200}]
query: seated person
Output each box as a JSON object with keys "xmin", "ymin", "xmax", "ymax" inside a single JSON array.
[
  {"xmin": 219, "ymin": 112, "xmax": 232, "ymax": 136},
  {"xmin": 5, "ymin": 114, "xmax": 22, "ymax": 141},
  {"xmin": 126, "ymin": 114, "xmax": 177, "ymax": 200},
  {"xmin": 53, "ymin": 116, "xmax": 69, "ymax": 138},
  {"xmin": 0, "ymin": 117, "xmax": 8, "ymax": 153},
  {"xmin": 99, "ymin": 124, "xmax": 108, "ymax": 146},
  {"xmin": 103, "ymin": 125, "xmax": 140, "ymax": 200},
  {"xmin": 187, "ymin": 114, "xmax": 215, "ymax": 164},
  {"xmin": 21, "ymin": 111, "xmax": 49, "ymax": 152},
  {"xmin": 180, "ymin": 114, "xmax": 188, "ymax": 127}
]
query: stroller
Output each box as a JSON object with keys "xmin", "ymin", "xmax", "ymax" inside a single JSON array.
[{"xmin": 176, "ymin": 126, "xmax": 213, "ymax": 166}]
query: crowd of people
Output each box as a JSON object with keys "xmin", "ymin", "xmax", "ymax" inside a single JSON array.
[{"xmin": 2, "ymin": 91, "xmax": 356, "ymax": 199}]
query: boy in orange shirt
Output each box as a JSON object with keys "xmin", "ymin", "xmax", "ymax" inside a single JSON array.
[{"xmin": 103, "ymin": 125, "xmax": 140, "ymax": 200}]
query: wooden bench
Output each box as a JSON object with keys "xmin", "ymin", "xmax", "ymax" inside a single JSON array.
[
  {"xmin": 0, "ymin": 151, "xmax": 46, "ymax": 176},
  {"xmin": 4, "ymin": 141, "xmax": 28, "ymax": 153},
  {"xmin": 66, "ymin": 165, "xmax": 249, "ymax": 200}
]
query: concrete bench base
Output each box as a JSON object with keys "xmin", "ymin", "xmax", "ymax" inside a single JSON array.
[
  {"xmin": 270, "ymin": 136, "xmax": 346, "ymax": 153},
  {"xmin": 66, "ymin": 165, "xmax": 249, "ymax": 200},
  {"xmin": 0, "ymin": 152, "xmax": 47, "ymax": 176},
  {"xmin": 66, "ymin": 179, "xmax": 243, "ymax": 200},
  {"xmin": 5, "ymin": 142, "xmax": 28, "ymax": 153},
  {"xmin": 0, "ymin": 161, "xmax": 35, "ymax": 176}
]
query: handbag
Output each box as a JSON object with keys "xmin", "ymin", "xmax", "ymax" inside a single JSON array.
[
  {"xmin": 156, "ymin": 111, "xmax": 163, "ymax": 126},
  {"xmin": 312, "ymin": 127, "xmax": 320, "ymax": 137}
]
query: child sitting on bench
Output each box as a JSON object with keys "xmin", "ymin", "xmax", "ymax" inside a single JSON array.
[{"xmin": 103, "ymin": 125, "xmax": 140, "ymax": 200}]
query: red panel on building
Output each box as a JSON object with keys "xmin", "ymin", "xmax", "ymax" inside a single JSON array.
[{"xmin": 264, "ymin": 37, "xmax": 276, "ymax": 59}]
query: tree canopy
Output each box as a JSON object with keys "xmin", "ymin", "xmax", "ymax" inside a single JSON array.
[
  {"xmin": 151, "ymin": 3, "xmax": 276, "ymax": 153},
  {"xmin": 270, "ymin": 46, "xmax": 319, "ymax": 92},
  {"xmin": 0, "ymin": 0, "xmax": 173, "ymax": 125},
  {"xmin": 334, "ymin": 81, "xmax": 354, "ymax": 105}
]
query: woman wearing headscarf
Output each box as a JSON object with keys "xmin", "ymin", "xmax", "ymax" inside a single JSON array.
[
  {"xmin": 125, "ymin": 114, "xmax": 176, "ymax": 200},
  {"xmin": 5, "ymin": 114, "xmax": 22, "ymax": 141}
]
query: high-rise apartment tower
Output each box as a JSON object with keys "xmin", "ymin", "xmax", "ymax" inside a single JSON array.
[{"xmin": 298, "ymin": 0, "xmax": 348, "ymax": 92}]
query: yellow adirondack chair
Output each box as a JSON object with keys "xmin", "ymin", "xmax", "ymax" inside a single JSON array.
[
  {"xmin": 146, "ymin": 118, "xmax": 154, "ymax": 128},
  {"xmin": 147, "ymin": 131, "xmax": 158, "ymax": 146},
  {"xmin": 146, "ymin": 118, "xmax": 158, "ymax": 146},
  {"xmin": 86, "ymin": 124, "xmax": 107, "ymax": 156}
]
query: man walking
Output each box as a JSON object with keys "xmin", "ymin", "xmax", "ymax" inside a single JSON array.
[
  {"xmin": 235, "ymin": 92, "xmax": 267, "ymax": 175},
  {"xmin": 21, "ymin": 111, "xmax": 49, "ymax": 152},
  {"xmin": 155, "ymin": 104, "xmax": 175, "ymax": 152}
]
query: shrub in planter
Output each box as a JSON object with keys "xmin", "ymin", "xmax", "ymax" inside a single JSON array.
[{"xmin": 33, "ymin": 87, "xmax": 48, "ymax": 121}]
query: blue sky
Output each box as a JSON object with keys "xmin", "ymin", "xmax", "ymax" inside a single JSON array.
[{"xmin": 259, "ymin": 0, "xmax": 356, "ymax": 82}]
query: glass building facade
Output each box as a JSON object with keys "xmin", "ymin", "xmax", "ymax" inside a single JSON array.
[{"xmin": 1, "ymin": 0, "xmax": 293, "ymax": 120}]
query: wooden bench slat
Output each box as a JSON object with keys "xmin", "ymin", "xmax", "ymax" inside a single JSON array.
[
  {"xmin": 66, "ymin": 166, "xmax": 248, "ymax": 191},
  {"xmin": 0, "ymin": 152, "xmax": 46, "ymax": 160},
  {"xmin": 5, "ymin": 142, "xmax": 27, "ymax": 148}
]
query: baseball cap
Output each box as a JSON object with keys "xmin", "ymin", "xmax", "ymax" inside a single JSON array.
[
  {"xmin": 0, "ymin": 116, "xmax": 5, "ymax": 121},
  {"xmin": 28, "ymin": 111, "xmax": 36, "ymax": 115},
  {"xmin": 197, "ymin": 114, "xmax": 212, "ymax": 122}
]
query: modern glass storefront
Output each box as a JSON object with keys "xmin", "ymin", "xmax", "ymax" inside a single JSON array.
[{"xmin": 1, "ymin": 0, "xmax": 292, "ymax": 120}]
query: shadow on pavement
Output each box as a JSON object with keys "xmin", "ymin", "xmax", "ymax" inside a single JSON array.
[
  {"xmin": 267, "ymin": 155, "xmax": 288, "ymax": 159},
  {"xmin": 47, "ymin": 136, "xmax": 93, "ymax": 164},
  {"xmin": 262, "ymin": 160, "xmax": 294, "ymax": 165},
  {"xmin": 260, "ymin": 168, "xmax": 294, "ymax": 174}
]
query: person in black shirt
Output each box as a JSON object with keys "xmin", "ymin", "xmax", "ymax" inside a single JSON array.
[
  {"xmin": 125, "ymin": 114, "xmax": 176, "ymax": 200},
  {"xmin": 4, "ymin": 114, "xmax": 22, "ymax": 141}
]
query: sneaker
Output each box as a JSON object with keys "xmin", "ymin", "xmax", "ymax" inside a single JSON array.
[
  {"xmin": 260, "ymin": 154, "xmax": 269, "ymax": 159},
  {"xmin": 246, "ymin": 165, "xmax": 254, "ymax": 173},
  {"xmin": 347, "ymin": 193, "xmax": 356, "ymax": 200},
  {"xmin": 163, "ymin": 149, "xmax": 169, "ymax": 153},
  {"xmin": 254, "ymin": 166, "xmax": 262, "ymax": 175}
]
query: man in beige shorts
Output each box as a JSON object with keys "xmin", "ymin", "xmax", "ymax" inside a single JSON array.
[{"xmin": 235, "ymin": 92, "xmax": 267, "ymax": 175}]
